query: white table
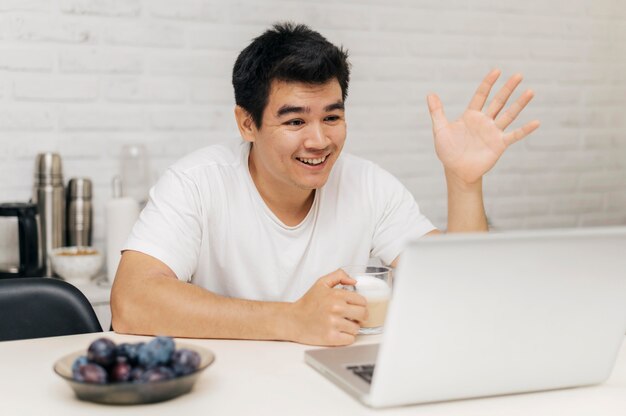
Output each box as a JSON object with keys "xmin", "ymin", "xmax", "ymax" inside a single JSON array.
[{"xmin": 2, "ymin": 332, "xmax": 626, "ymax": 415}]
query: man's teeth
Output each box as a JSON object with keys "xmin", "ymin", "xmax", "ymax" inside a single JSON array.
[{"xmin": 297, "ymin": 156, "xmax": 327, "ymax": 165}]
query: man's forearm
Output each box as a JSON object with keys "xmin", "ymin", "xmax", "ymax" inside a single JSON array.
[
  {"xmin": 111, "ymin": 251, "xmax": 363, "ymax": 346},
  {"xmin": 444, "ymin": 169, "xmax": 488, "ymax": 232},
  {"xmin": 111, "ymin": 271, "xmax": 295, "ymax": 341}
]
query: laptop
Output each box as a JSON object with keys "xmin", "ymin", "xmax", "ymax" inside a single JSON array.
[{"xmin": 305, "ymin": 227, "xmax": 626, "ymax": 408}]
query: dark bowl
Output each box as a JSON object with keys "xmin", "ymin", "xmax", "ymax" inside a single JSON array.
[{"xmin": 53, "ymin": 343, "xmax": 215, "ymax": 405}]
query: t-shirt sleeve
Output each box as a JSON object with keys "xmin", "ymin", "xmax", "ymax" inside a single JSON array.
[
  {"xmin": 368, "ymin": 164, "xmax": 436, "ymax": 266},
  {"xmin": 123, "ymin": 168, "xmax": 203, "ymax": 282}
]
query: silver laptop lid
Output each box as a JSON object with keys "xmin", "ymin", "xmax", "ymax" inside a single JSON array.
[{"xmin": 369, "ymin": 227, "xmax": 626, "ymax": 407}]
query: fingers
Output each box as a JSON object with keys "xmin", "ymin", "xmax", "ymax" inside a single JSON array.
[
  {"xmin": 485, "ymin": 73, "xmax": 523, "ymax": 119},
  {"xmin": 320, "ymin": 269, "xmax": 355, "ymax": 288},
  {"xmin": 426, "ymin": 94, "xmax": 448, "ymax": 134},
  {"xmin": 343, "ymin": 291, "xmax": 367, "ymax": 307},
  {"xmin": 329, "ymin": 289, "xmax": 368, "ymax": 320},
  {"xmin": 467, "ymin": 68, "xmax": 501, "ymax": 111},
  {"xmin": 337, "ymin": 318, "xmax": 361, "ymax": 337},
  {"xmin": 503, "ymin": 120, "xmax": 540, "ymax": 146},
  {"xmin": 343, "ymin": 303, "xmax": 368, "ymax": 323},
  {"xmin": 330, "ymin": 331, "xmax": 357, "ymax": 346},
  {"xmin": 495, "ymin": 89, "xmax": 535, "ymax": 130}
]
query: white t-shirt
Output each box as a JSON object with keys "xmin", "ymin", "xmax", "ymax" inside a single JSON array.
[{"xmin": 124, "ymin": 140, "xmax": 435, "ymax": 302}]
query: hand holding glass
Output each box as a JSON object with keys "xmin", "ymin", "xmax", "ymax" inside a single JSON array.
[{"xmin": 341, "ymin": 265, "xmax": 392, "ymax": 335}]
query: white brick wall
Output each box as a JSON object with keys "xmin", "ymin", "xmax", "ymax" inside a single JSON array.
[{"xmin": 1, "ymin": 0, "xmax": 625, "ymax": 256}]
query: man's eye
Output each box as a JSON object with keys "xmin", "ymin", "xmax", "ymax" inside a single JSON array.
[
  {"xmin": 285, "ymin": 119, "xmax": 304, "ymax": 126},
  {"xmin": 325, "ymin": 115, "xmax": 340, "ymax": 122}
]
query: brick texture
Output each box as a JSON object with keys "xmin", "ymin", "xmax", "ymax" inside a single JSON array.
[{"xmin": 0, "ymin": 0, "xmax": 625, "ymax": 255}]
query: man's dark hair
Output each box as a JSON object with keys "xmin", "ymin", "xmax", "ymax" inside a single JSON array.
[{"xmin": 232, "ymin": 22, "xmax": 350, "ymax": 128}]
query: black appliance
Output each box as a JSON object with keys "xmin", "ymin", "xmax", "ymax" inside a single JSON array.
[{"xmin": 0, "ymin": 202, "xmax": 42, "ymax": 278}]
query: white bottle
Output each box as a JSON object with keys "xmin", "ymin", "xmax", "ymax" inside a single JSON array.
[{"xmin": 105, "ymin": 176, "xmax": 140, "ymax": 283}]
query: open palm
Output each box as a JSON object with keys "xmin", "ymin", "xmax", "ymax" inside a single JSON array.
[{"xmin": 428, "ymin": 70, "xmax": 540, "ymax": 184}]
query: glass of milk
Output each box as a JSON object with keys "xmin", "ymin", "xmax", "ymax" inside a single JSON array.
[{"xmin": 341, "ymin": 265, "xmax": 392, "ymax": 335}]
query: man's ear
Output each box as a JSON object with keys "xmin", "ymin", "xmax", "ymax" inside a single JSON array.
[{"xmin": 234, "ymin": 106, "xmax": 257, "ymax": 143}]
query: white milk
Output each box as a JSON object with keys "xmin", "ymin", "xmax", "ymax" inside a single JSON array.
[
  {"xmin": 354, "ymin": 275, "xmax": 391, "ymax": 301},
  {"xmin": 354, "ymin": 275, "xmax": 391, "ymax": 328}
]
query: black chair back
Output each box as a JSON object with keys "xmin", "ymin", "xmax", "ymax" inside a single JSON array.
[{"xmin": 0, "ymin": 277, "xmax": 102, "ymax": 341}]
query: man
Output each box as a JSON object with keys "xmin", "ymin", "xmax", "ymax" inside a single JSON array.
[{"xmin": 111, "ymin": 23, "xmax": 539, "ymax": 346}]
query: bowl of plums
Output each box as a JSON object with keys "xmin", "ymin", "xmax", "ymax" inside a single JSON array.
[{"xmin": 53, "ymin": 336, "xmax": 215, "ymax": 405}]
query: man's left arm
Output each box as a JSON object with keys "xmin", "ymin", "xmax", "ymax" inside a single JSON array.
[
  {"xmin": 440, "ymin": 169, "xmax": 488, "ymax": 233},
  {"xmin": 428, "ymin": 69, "xmax": 540, "ymax": 235},
  {"xmin": 391, "ymin": 69, "xmax": 539, "ymax": 266}
]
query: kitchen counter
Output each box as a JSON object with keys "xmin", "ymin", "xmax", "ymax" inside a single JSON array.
[
  {"xmin": 68, "ymin": 277, "xmax": 112, "ymax": 330},
  {"xmin": 1, "ymin": 332, "xmax": 626, "ymax": 415}
]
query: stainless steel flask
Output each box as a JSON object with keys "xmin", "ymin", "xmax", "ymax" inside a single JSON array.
[
  {"xmin": 66, "ymin": 178, "xmax": 93, "ymax": 247},
  {"xmin": 32, "ymin": 153, "xmax": 65, "ymax": 277}
]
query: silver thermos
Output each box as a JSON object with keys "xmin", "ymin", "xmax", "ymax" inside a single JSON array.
[
  {"xmin": 32, "ymin": 153, "xmax": 65, "ymax": 277},
  {"xmin": 67, "ymin": 178, "xmax": 93, "ymax": 247}
]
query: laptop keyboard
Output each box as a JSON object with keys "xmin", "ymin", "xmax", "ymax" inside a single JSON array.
[{"xmin": 346, "ymin": 364, "xmax": 375, "ymax": 384}]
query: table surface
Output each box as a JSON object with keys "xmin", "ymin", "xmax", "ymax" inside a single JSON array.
[{"xmin": 2, "ymin": 332, "xmax": 626, "ymax": 415}]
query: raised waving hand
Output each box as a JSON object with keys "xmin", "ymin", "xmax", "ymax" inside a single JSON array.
[{"xmin": 427, "ymin": 69, "xmax": 540, "ymax": 184}]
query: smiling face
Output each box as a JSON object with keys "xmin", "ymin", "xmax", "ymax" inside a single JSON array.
[{"xmin": 236, "ymin": 79, "xmax": 347, "ymax": 205}]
